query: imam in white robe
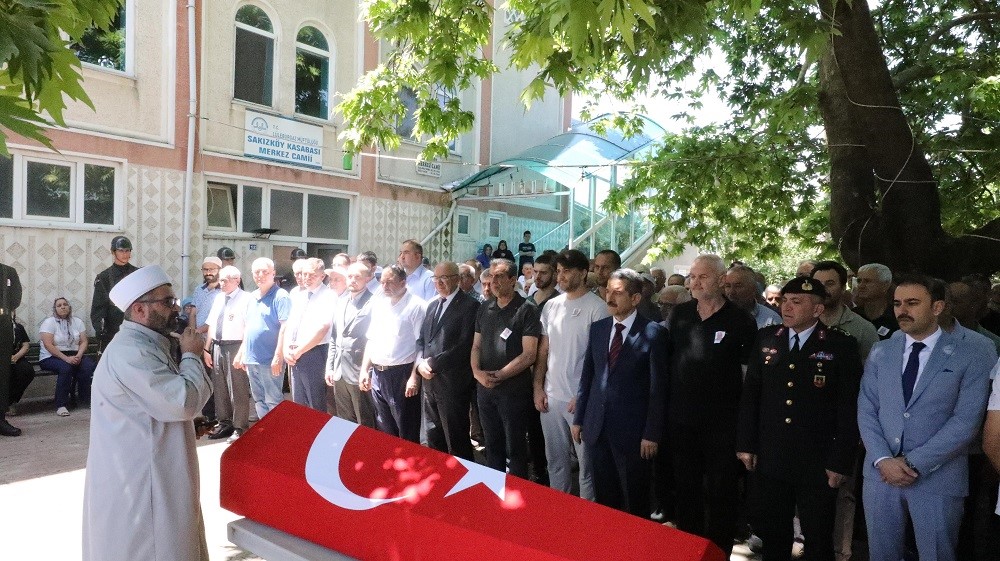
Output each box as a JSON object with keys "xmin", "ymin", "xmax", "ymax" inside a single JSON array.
[{"xmin": 83, "ymin": 320, "xmax": 213, "ymax": 561}]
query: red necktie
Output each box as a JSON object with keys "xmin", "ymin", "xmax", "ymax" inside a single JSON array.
[{"xmin": 608, "ymin": 323, "xmax": 626, "ymax": 370}]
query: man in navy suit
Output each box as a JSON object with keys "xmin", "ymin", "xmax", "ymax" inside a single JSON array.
[
  {"xmin": 572, "ymin": 268, "xmax": 668, "ymax": 517},
  {"xmin": 858, "ymin": 274, "xmax": 996, "ymax": 561},
  {"xmin": 416, "ymin": 261, "xmax": 480, "ymax": 460}
]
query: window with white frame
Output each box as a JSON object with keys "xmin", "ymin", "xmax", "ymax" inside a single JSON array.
[
  {"xmin": 72, "ymin": 1, "xmax": 132, "ymax": 73},
  {"xmin": 205, "ymin": 180, "xmax": 351, "ymax": 245},
  {"xmin": 395, "ymin": 85, "xmax": 458, "ymax": 151},
  {"xmin": 234, "ymin": 5, "xmax": 275, "ymax": 106},
  {"xmin": 0, "ymin": 152, "xmax": 119, "ymax": 227},
  {"xmin": 295, "ymin": 26, "xmax": 330, "ymax": 119},
  {"xmin": 488, "ymin": 215, "xmax": 502, "ymax": 238},
  {"xmin": 456, "ymin": 212, "xmax": 471, "ymax": 236}
]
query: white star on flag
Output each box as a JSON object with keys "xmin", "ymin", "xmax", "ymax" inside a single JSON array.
[{"xmin": 445, "ymin": 457, "xmax": 507, "ymax": 500}]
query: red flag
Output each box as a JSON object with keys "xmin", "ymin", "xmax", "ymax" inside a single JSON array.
[{"xmin": 221, "ymin": 401, "xmax": 726, "ymax": 561}]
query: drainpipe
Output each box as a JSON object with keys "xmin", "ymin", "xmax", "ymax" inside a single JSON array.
[
  {"xmin": 421, "ymin": 200, "xmax": 458, "ymax": 256},
  {"xmin": 181, "ymin": 0, "xmax": 197, "ymax": 297}
]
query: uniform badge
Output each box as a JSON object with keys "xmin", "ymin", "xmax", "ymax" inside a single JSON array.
[
  {"xmin": 814, "ymin": 375, "xmax": 826, "ymax": 388},
  {"xmin": 801, "ymin": 280, "xmax": 813, "ymax": 291}
]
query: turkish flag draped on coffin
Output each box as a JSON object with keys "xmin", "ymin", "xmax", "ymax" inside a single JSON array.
[{"xmin": 220, "ymin": 401, "xmax": 726, "ymax": 561}]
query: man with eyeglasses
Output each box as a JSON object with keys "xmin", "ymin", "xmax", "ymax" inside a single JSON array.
[
  {"xmin": 83, "ymin": 265, "xmax": 212, "ymax": 561},
  {"xmin": 281, "ymin": 258, "xmax": 336, "ymax": 412},
  {"xmin": 91, "ymin": 235, "xmax": 138, "ymax": 349},
  {"xmin": 203, "ymin": 266, "xmax": 253, "ymax": 442},
  {"xmin": 416, "ymin": 261, "xmax": 479, "ymax": 459}
]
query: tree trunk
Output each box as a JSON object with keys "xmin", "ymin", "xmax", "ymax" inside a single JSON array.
[{"xmin": 818, "ymin": 0, "xmax": 1000, "ymax": 280}]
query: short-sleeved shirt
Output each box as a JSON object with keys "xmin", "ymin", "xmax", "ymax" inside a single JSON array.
[
  {"xmin": 540, "ymin": 292, "xmax": 610, "ymax": 403},
  {"xmin": 517, "ymin": 242, "xmax": 536, "ymax": 269},
  {"xmin": 854, "ymin": 305, "xmax": 899, "ymax": 340},
  {"xmin": 366, "ymin": 291, "xmax": 426, "ymax": 366},
  {"xmin": 191, "ymin": 283, "xmax": 221, "ymax": 328},
  {"xmin": 243, "ymin": 284, "xmax": 290, "ymax": 364},
  {"xmin": 475, "ymin": 293, "xmax": 541, "ymax": 380},
  {"xmin": 667, "ymin": 298, "xmax": 757, "ymax": 429},
  {"xmin": 38, "ymin": 316, "xmax": 87, "ymax": 360}
]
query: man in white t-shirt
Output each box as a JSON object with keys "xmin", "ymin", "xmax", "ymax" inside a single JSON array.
[{"xmin": 534, "ymin": 249, "xmax": 610, "ymax": 499}]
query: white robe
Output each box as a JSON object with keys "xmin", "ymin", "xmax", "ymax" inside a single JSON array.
[{"xmin": 83, "ymin": 321, "xmax": 213, "ymax": 561}]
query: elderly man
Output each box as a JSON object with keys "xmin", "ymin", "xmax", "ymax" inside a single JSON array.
[
  {"xmin": 667, "ymin": 253, "xmax": 757, "ymax": 556},
  {"xmin": 853, "ymin": 262, "xmax": 898, "ymax": 340},
  {"xmin": 399, "ymin": 239, "xmax": 435, "ymax": 301},
  {"xmin": 763, "ymin": 284, "xmax": 783, "ymax": 308},
  {"xmin": 573, "ymin": 269, "xmax": 668, "ymax": 517},
  {"xmin": 480, "ymin": 269, "xmax": 494, "ymax": 300},
  {"xmin": 949, "ymin": 279, "xmax": 1000, "ymax": 353},
  {"xmin": 725, "ymin": 265, "xmax": 781, "ymax": 329},
  {"xmin": 657, "ymin": 285, "xmax": 691, "ymax": 323},
  {"xmin": 535, "ymin": 249, "xmax": 609, "ymax": 499},
  {"xmin": 234, "ymin": 258, "xmax": 290, "ymax": 419},
  {"xmin": 360, "ymin": 265, "xmax": 426, "ymax": 442},
  {"xmin": 326, "ymin": 262, "xmax": 376, "ymax": 428},
  {"xmin": 667, "ymin": 273, "xmax": 686, "ymax": 287},
  {"xmin": 91, "ymin": 235, "xmax": 138, "ymax": 348},
  {"xmin": 204, "ymin": 266, "xmax": 253, "ymax": 442},
  {"xmin": 472, "ymin": 258, "xmax": 541, "ymax": 478},
  {"xmin": 282, "ymin": 258, "xmax": 336, "ymax": 412},
  {"xmin": 416, "ymin": 261, "xmax": 479, "ymax": 459},
  {"xmin": 83, "ymin": 266, "xmax": 212, "ymax": 561},
  {"xmin": 651, "ymin": 267, "xmax": 667, "ymax": 293},
  {"xmin": 458, "ymin": 263, "xmax": 483, "ymax": 302}
]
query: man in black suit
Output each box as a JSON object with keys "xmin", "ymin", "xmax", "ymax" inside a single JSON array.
[
  {"xmin": 1, "ymin": 262, "xmax": 23, "ymax": 436},
  {"xmin": 326, "ymin": 262, "xmax": 376, "ymax": 428},
  {"xmin": 416, "ymin": 261, "xmax": 480, "ymax": 460},
  {"xmin": 737, "ymin": 277, "xmax": 862, "ymax": 561},
  {"xmin": 573, "ymin": 268, "xmax": 668, "ymax": 517}
]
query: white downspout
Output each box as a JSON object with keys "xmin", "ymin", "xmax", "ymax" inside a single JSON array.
[
  {"xmin": 421, "ymin": 200, "xmax": 459, "ymax": 254},
  {"xmin": 181, "ymin": 0, "xmax": 197, "ymax": 296}
]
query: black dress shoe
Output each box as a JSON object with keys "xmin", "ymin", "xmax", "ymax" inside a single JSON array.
[
  {"xmin": 208, "ymin": 421, "xmax": 235, "ymax": 440},
  {"xmin": 0, "ymin": 419, "xmax": 22, "ymax": 437}
]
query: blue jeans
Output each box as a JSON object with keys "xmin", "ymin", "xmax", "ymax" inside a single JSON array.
[
  {"xmin": 245, "ymin": 362, "xmax": 285, "ymax": 419},
  {"xmin": 41, "ymin": 354, "xmax": 96, "ymax": 408}
]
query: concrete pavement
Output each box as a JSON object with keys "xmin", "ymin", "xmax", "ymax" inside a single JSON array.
[{"xmin": 0, "ymin": 399, "xmax": 262, "ymax": 561}]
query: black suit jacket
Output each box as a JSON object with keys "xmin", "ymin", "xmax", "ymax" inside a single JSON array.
[
  {"xmin": 737, "ymin": 322, "xmax": 862, "ymax": 482},
  {"xmin": 416, "ymin": 290, "xmax": 479, "ymax": 394},
  {"xmin": 574, "ymin": 314, "xmax": 669, "ymax": 447},
  {"xmin": 0, "ymin": 263, "xmax": 21, "ymax": 316}
]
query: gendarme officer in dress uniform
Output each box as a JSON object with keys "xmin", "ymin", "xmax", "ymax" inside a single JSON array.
[
  {"xmin": 91, "ymin": 236, "xmax": 138, "ymax": 349},
  {"xmin": 736, "ymin": 276, "xmax": 863, "ymax": 561}
]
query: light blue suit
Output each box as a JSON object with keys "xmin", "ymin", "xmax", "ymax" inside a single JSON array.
[{"xmin": 858, "ymin": 327, "xmax": 997, "ymax": 561}]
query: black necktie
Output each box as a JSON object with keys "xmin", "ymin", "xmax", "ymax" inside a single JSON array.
[
  {"xmin": 432, "ymin": 297, "xmax": 447, "ymax": 331},
  {"xmin": 902, "ymin": 342, "xmax": 926, "ymax": 405},
  {"xmin": 791, "ymin": 333, "xmax": 801, "ymax": 353},
  {"xmin": 608, "ymin": 323, "xmax": 626, "ymax": 370}
]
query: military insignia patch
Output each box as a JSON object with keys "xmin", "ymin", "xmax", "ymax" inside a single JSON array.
[{"xmin": 814, "ymin": 375, "xmax": 826, "ymax": 388}]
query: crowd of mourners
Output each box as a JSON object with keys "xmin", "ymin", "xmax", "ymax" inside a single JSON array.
[{"xmin": 3, "ymin": 229, "xmax": 1000, "ymax": 561}]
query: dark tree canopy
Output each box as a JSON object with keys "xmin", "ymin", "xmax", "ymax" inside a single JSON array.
[{"xmin": 340, "ymin": 0, "xmax": 1000, "ymax": 278}]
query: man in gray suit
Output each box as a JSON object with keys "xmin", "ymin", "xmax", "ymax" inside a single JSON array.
[
  {"xmin": 858, "ymin": 274, "xmax": 997, "ymax": 561},
  {"xmin": 326, "ymin": 262, "xmax": 376, "ymax": 427}
]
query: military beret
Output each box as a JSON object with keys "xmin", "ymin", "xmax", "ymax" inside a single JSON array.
[{"xmin": 781, "ymin": 276, "xmax": 828, "ymax": 299}]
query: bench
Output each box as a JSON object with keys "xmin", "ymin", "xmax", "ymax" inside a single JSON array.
[{"xmin": 26, "ymin": 341, "xmax": 102, "ymax": 378}]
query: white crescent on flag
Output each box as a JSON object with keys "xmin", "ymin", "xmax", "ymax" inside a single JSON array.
[{"xmin": 304, "ymin": 416, "xmax": 508, "ymax": 510}]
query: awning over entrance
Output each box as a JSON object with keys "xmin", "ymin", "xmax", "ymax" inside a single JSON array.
[{"xmin": 446, "ymin": 114, "xmax": 666, "ymax": 196}]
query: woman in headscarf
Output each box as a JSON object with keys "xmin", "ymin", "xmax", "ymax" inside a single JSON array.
[{"xmin": 39, "ymin": 297, "xmax": 97, "ymax": 416}]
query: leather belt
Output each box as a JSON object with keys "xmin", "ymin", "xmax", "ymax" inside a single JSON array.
[
  {"xmin": 217, "ymin": 340, "xmax": 242, "ymax": 345},
  {"xmin": 371, "ymin": 362, "xmax": 411, "ymax": 372}
]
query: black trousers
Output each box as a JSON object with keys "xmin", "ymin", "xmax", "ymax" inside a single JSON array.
[
  {"xmin": 0, "ymin": 316, "xmax": 12, "ymax": 413},
  {"xmin": 477, "ymin": 374, "xmax": 532, "ymax": 478},
  {"xmin": 587, "ymin": 429, "xmax": 651, "ymax": 518},
  {"xmin": 752, "ymin": 471, "xmax": 837, "ymax": 561},
  {"xmin": 371, "ymin": 363, "xmax": 420, "ymax": 443},
  {"xmin": 670, "ymin": 422, "xmax": 741, "ymax": 556},
  {"xmin": 423, "ymin": 373, "xmax": 474, "ymax": 461},
  {"xmin": 9, "ymin": 358, "xmax": 34, "ymax": 404}
]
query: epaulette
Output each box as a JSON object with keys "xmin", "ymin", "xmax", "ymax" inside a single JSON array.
[{"xmin": 829, "ymin": 326, "xmax": 850, "ymax": 337}]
